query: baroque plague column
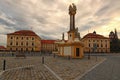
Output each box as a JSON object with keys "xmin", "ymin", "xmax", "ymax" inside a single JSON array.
[{"xmin": 57, "ymin": 3, "xmax": 84, "ymax": 58}]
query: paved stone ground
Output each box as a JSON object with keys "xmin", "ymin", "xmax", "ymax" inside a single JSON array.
[
  {"xmin": 0, "ymin": 65, "xmax": 58, "ymax": 80},
  {"xmin": 45, "ymin": 56, "xmax": 105, "ymax": 80},
  {"xmin": 0, "ymin": 56, "xmax": 104, "ymax": 80},
  {"xmin": 80, "ymin": 55, "xmax": 120, "ymax": 80}
]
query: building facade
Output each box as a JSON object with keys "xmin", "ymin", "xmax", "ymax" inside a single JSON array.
[
  {"xmin": 41, "ymin": 40, "xmax": 58, "ymax": 53},
  {"xmin": 7, "ymin": 30, "xmax": 41, "ymax": 52},
  {"xmin": 81, "ymin": 31, "xmax": 110, "ymax": 53},
  {"xmin": 0, "ymin": 46, "xmax": 6, "ymax": 51}
]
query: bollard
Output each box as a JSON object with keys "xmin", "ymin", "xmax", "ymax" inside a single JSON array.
[
  {"xmin": 68, "ymin": 56, "xmax": 70, "ymax": 60},
  {"xmin": 3, "ymin": 60, "xmax": 6, "ymax": 70},
  {"xmin": 42, "ymin": 57, "xmax": 44, "ymax": 64}
]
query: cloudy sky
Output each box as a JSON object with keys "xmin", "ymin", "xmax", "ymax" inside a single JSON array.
[{"xmin": 0, "ymin": 0, "xmax": 120, "ymax": 46}]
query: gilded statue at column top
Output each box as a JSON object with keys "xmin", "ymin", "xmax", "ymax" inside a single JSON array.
[{"xmin": 69, "ymin": 3, "xmax": 77, "ymax": 15}]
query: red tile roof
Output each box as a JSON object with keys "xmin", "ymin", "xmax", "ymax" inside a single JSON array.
[
  {"xmin": 41, "ymin": 40, "xmax": 56, "ymax": 44},
  {"xmin": 0, "ymin": 46, "xmax": 6, "ymax": 50},
  {"xmin": 7, "ymin": 30, "xmax": 38, "ymax": 36},
  {"xmin": 83, "ymin": 33, "xmax": 109, "ymax": 39}
]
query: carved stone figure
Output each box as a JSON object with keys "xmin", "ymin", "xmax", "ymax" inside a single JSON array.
[
  {"xmin": 69, "ymin": 3, "xmax": 77, "ymax": 15},
  {"xmin": 69, "ymin": 3, "xmax": 77, "ymax": 31}
]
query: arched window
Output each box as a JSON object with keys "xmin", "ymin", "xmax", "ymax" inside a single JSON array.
[
  {"xmin": 10, "ymin": 48, "xmax": 12, "ymax": 51},
  {"xmin": 101, "ymin": 44, "xmax": 103, "ymax": 47},
  {"xmin": 32, "ymin": 37, "xmax": 34, "ymax": 40},
  {"xmin": 21, "ymin": 48, "xmax": 23, "ymax": 51},
  {"xmin": 106, "ymin": 44, "xmax": 107, "ymax": 47},
  {"xmin": 16, "ymin": 37, "xmax": 18, "ymax": 39}
]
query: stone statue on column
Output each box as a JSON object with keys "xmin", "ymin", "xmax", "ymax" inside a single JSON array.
[{"xmin": 69, "ymin": 3, "xmax": 77, "ymax": 31}]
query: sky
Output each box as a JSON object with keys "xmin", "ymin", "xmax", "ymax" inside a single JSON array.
[{"xmin": 0, "ymin": 0, "xmax": 120, "ymax": 46}]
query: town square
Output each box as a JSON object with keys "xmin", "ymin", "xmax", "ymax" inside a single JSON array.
[{"xmin": 0, "ymin": 0, "xmax": 120, "ymax": 80}]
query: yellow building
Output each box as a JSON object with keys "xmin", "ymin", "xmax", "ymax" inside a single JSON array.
[
  {"xmin": 57, "ymin": 3, "xmax": 84, "ymax": 58},
  {"xmin": 7, "ymin": 30, "xmax": 41, "ymax": 52},
  {"xmin": 41, "ymin": 40, "xmax": 58, "ymax": 53},
  {"xmin": 81, "ymin": 31, "xmax": 110, "ymax": 53}
]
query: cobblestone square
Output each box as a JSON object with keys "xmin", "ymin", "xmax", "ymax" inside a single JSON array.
[{"xmin": 0, "ymin": 55, "xmax": 105, "ymax": 80}]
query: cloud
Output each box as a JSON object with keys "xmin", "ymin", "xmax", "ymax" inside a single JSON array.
[{"xmin": 0, "ymin": 0, "xmax": 120, "ymax": 46}]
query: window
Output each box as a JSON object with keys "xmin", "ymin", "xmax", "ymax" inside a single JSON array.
[
  {"xmin": 21, "ymin": 48, "xmax": 23, "ymax": 51},
  {"xmin": 101, "ymin": 40, "xmax": 102, "ymax": 42},
  {"xmin": 16, "ymin": 37, "xmax": 18, "ymax": 39},
  {"xmin": 11, "ymin": 37, "xmax": 13, "ymax": 39},
  {"xmin": 93, "ymin": 40, "xmax": 95, "ymax": 42},
  {"xmin": 89, "ymin": 40, "xmax": 91, "ymax": 42},
  {"xmin": 106, "ymin": 44, "xmax": 107, "ymax": 47},
  {"xmin": 21, "ymin": 37, "xmax": 23, "ymax": 40},
  {"xmin": 32, "ymin": 43, "xmax": 34, "ymax": 46},
  {"xmin": 89, "ymin": 44, "xmax": 90, "ymax": 47},
  {"xmin": 16, "ymin": 42, "xmax": 18, "ymax": 45},
  {"xmin": 10, "ymin": 42, "xmax": 12, "ymax": 45},
  {"xmin": 21, "ymin": 42, "xmax": 23, "ymax": 45},
  {"xmin": 26, "ymin": 48, "xmax": 28, "ymax": 51},
  {"xmin": 32, "ymin": 37, "xmax": 34, "ymax": 40}
]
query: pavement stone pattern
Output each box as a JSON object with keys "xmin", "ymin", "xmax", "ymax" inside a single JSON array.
[
  {"xmin": 0, "ymin": 65, "xmax": 58, "ymax": 80},
  {"xmin": 45, "ymin": 56, "xmax": 105, "ymax": 80},
  {"xmin": 80, "ymin": 56, "xmax": 120, "ymax": 80},
  {"xmin": 0, "ymin": 56, "xmax": 104, "ymax": 80}
]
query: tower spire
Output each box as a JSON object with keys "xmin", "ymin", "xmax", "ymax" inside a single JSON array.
[{"xmin": 114, "ymin": 28, "xmax": 118, "ymax": 39}]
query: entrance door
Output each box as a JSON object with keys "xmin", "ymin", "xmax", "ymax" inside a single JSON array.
[{"xmin": 76, "ymin": 48, "xmax": 79, "ymax": 57}]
